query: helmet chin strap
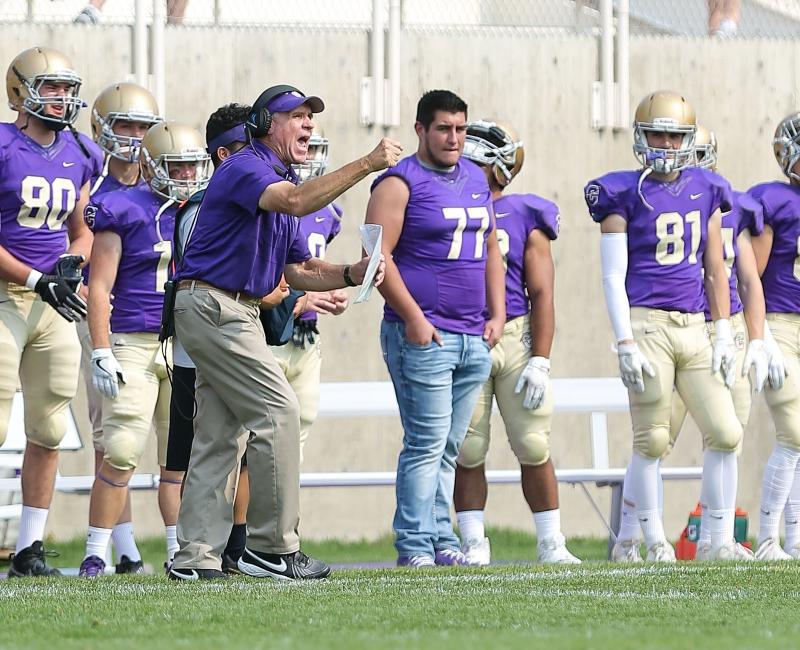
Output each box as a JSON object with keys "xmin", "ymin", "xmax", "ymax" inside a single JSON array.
[{"xmin": 637, "ymin": 166, "xmax": 655, "ymax": 211}]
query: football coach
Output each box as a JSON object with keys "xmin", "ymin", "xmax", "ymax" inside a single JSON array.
[{"xmin": 169, "ymin": 84, "xmax": 401, "ymax": 581}]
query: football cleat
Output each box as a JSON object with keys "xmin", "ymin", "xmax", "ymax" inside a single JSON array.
[
  {"xmin": 694, "ymin": 542, "xmax": 713, "ymax": 561},
  {"xmin": 755, "ymin": 538, "xmax": 792, "ymax": 561},
  {"xmin": 645, "ymin": 540, "xmax": 676, "ymax": 563},
  {"xmin": 115, "ymin": 554, "xmax": 145, "ymax": 575},
  {"xmin": 434, "ymin": 548, "xmax": 468, "ymax": 566},
  {"xmin": 537, "ymin": 534, "xmax": 582, "ymax": 564},
  {"xmin": 221, "ymin": 553, "xmax": 244, "ymax": 575},
  {"xmin": 611, "ymin": 538, "xmax": 643, "ymax": 563},
  {"xmin": 79, "ymin": 555, "xmax": 106, "ymax": 578},
  {"xmin": 237, "ymin": 548, "xmax": 331, "ymax": 580},
  {"xmin": 396, "ymin": 554, "xmax": 435, "ymax": 568},
  {"xmin": 713, "ymin": 541, "xmax": 755, "ymax": 561},
  {"xmin": 784, "ymin": 543, "xmax": 800, "ymax": 559},
  {"xmin": 168, "ymin": 566, "xmax": 228, "ymax": 581},
  {"xmin": 461, "ymin": 537, "xmax": 491, "ymax": 566},
  {"xmin": 8, "ymin": 541, "xmax": 61, "ymax": 577}
]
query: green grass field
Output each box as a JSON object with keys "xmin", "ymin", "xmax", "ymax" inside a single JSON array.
[{"xmin": 2, "ymin": 531, "xmax": 799, "ymax": 650}]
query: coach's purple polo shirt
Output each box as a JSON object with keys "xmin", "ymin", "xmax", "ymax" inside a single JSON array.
[{"xmin": 176, "ymin": 139, "xmax": 310, "ymax": 298}]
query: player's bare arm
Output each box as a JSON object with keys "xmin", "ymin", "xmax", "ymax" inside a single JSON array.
[
  {"xmin": 703, "ymin": 210, "xmax": 731, "ymax": 322},
  {"xmin": 735, "ymin": 231, "xmax": 765, "ymax": 341},
  {"xmin": 284, "ymin": 254, "xmax": 385, "ymax": 292},
  {"xmin": 66, "ymin": 182, "xmax": 93, "ymax": 262},
  {"xmin": 260, "ymin": 138, "xmax": 402, "ymax": 216},
  {"xmin": 750, "ymin": 225, "xmax": 774, "ymax": 277},
  {"xmin": 483, "ymin": 227, "xmax": 506, "ymax": 347},
  {"xmin": 87, "ymin": 230, "xmax": 122, "ymax": 350},
  {"xmin": 524, "ymin": 229, "xmax": 555, "ymax": 358}
]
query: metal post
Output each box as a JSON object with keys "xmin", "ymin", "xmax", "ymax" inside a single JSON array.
[
  {"xmin": 371, "ymin": 0, "xmax": 385, "ymax": 126},
  {"xmin": 152, "ymin": 0, "xmax": 166, "ymax": 115},
  {"xmin": 600, "ymin": 0, "xmax": 614, "ymax": 129},
  {"xmin": 134, "ymin": 0, "xmax": 148, "ymax": 87},
  {"xmin": 615, "ymin": 0, "xmax": 630, "ymax": 130},
  {"xmin": 386, "ymin": 0, "xmax": 401, "ymax": 127}
]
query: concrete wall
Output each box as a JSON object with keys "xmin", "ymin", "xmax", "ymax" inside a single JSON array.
[{"xmin": 0, "ymin": 25, "xmax": 795, "ymax": 546}]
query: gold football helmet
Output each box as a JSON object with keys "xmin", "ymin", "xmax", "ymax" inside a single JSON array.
[
  {"xmin": 462, "ymin": 119, "xmax": 524, "ymax": 187},
  {"xmin": 633, "ymin": 90, "xmax": 696, "ymax": 173},
  {"xmin": 292, "ymin": 131, "xmax": 329, "ymax": 183},
  {"xmin": 140, "ymin": 122, "xmax": 212, "ymax": 201},
  {"xmin": 694, "ymin": 125, "xmax": 718, "ymax": 171},
  {"xmin": 773, "ymin": 113, "xmax": 800, "ymax": 181},
  {"xmin": 6, "ymin": 46, "xmax": 83, "ymax": 130},
  {"xmin": 91, "ymin": 83, "xmax": 162, "ymax": 162}
]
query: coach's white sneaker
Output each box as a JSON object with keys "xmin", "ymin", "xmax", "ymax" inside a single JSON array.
[
  {"xmin": 645, "ymin": 540, "xmax": 676, "ymax": 563},
  {"xmin": 461, "ymin": 537, "xmax": 491, "ymax": 566},
  {"xmin": 755, "ymin": 537, "xmax": 792, "ymax": 561},
  {"xmin": 713, "ymin": 541, "xmax": 755, "ymax": 561},
  {"xmin": 537, "ymin": 534, "xmax": 581, "ymax": 564},
  {"xmin": 611, "ymin": 538, "xmax": 643, "ymax": 563},
  {"xmin": 694, "ymin": 542, "xmax": 713, "ymax": 561},
  {"xmin": 784, "ymin": 543, "xmax": 800, "ymax": 559}
]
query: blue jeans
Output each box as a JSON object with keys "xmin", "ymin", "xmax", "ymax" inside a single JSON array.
[{"xmin": 380, "ymin": 320, "xmax": 492, "ymax": 558}]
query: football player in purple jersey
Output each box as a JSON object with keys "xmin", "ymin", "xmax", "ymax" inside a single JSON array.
[
  {"xmin": 367, "ymin": 90, "xmax": 505, "ymax": 568},
  {"xmin": 748, "ymin": 112, "xmax": 800, "ymax": 561},
  {"xmin": 78, "ymin": 121, "xmax": 212, "ymax": 578},
  {"xmin": 612, "ymin": 126, "xmax": 770, "ymax": 561},
  {"xmin": 1, "ymin": 46, "xmax": 94, "ymax": 577},
  {"xmin": 585, "ymin": 90, "xmax": 764, "ymax": 562},
  {"xmin": 453, "ymin": 119, "xmax": 579, "ymax": 565},
  {"xmin": 169, "ymin": 85, "xmax": 397, "ymax": 581},
  {"xmin": 78, "ymin": 82, "xmax": 162, "ymax": 574}
]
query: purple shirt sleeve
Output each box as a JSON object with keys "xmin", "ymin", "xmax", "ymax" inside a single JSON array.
[
  {"xmin": 287, "ymin": 219, "xmax": 312, "ymax": 264},
  {"xmin": 584, "ymin": 174, "xmax": 631, "ymax": 223}
]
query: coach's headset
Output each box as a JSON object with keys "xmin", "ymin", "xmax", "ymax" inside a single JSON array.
[{"xmin": 245, "ymin": 84, "xmax": 305, "ymax": 139}]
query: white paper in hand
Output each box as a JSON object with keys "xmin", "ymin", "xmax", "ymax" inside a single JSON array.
[{"xmin": 354, "ymin": 224, "xmax": 382, "ymax": 304}]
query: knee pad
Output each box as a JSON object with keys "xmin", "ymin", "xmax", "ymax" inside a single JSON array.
[
  {"xmin": 705, "ymin": 420, "xmax": 742, "ymax": 453},
  {"xmin": 456, "ymin": 428, "xmax": 490, "ymax": 468},
  {"xmin": 103, "ymin": 427, "xmax": 146, "ymax": 471},
  {"xmin": 633, "ymin": 426, "xmax": 671, "ymax": 459},
  {"xmin": 25, "ymin": 407, "xmax": 68, "ymax": 450},
  {"xmin": 510, "ymin": 430, "xmax": 550, "ymax": 466}
]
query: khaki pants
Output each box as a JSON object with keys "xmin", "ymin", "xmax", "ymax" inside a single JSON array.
[
  {"xmin": 458, "ymin": 315, "xmax": 553, "ymax": 467},
  {"xmin": 173, "ymin": 286, "xmax": 301, "ymax": 569},
  {"xmin": 101, "ymin": 333, "xmax": 171, "ymax": 470},
  {"xmin": 0, "ymin": 281, "xmax": 80, "ymax": 449},
  {"xmin": 629, "ymin": 307, "xmax": 742, "ymax": 459},
  {"xmin": 764, "ymin": 313, "xmax": 800, "ymax": 450},
  {"xmin": 77, "ymin": 319, "xmax": 105, "ymax": 451},
  {"xmin": 271, "ymin": 334, "xmax": 322, "ymax": 463},
  {"xmin": 668, "ymin": 311, "xmax": 750, "ymax": 451}
]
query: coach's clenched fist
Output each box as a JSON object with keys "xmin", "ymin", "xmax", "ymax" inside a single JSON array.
[{"xmin": 365, "ymin": 138, "xmax": 403, "ymax": 172}]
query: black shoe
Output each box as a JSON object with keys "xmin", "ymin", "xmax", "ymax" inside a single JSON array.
[
  {"xmin": 167, "ymin": 566, "xmax": 228, "ymax": 581},
  {"xmin": 237, "ymin": 547, "xmax": 331, "ymax": 580},
  {"xmin": 221, "ymin": 553, "xmax": 243, "ymax": 575},
  {"xmin": 115, "ymin": 555, "xmax": 145, "ymax": 575},
  {"xmin": 8, "ymin": 541, "xmax": 61, "ymax": 577}
]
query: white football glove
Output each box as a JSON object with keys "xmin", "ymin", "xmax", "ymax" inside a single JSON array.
[
  {"xmin": 712, "ymin": 319, "xmax": 737, "ymax": 388},
  {"xmin": 764, "ymin": 322, "xmax": 788, "ymax": 390},
  {"xmin": 91, "ymin": 348, "xmax": 127, "ymax": 399},
  {"xmin": 617, "ymin": 342, "xmax": 655, "ymax": 393},
  {"xmin": 742, "ymin": 339, "xmax": 769, "ymax": 393},
  {"xmin": 514, "ymin": 356, "xmax": 550, "ymax": 410}
]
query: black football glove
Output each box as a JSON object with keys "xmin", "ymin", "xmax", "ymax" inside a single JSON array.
[
  {"xmin": 54, "ymin": 254, "xmax": 85, "ymax": 292},
  {"xmin": 34, "ymin": 274, "xmax": 87, "ymax": 322}
]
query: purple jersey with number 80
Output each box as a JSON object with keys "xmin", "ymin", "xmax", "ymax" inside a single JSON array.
[{"xmin": 372, "ymin": 155, "xmax": 494, "ymax": 335}]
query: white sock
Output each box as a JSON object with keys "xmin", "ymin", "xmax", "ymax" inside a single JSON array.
[
  {"xmin": 629, "ymin": 452, "xmax": 665, "ymax": 546},
  {"xmin": 618, "ymin": 462, "xmax": 641, "ymax": 542},
  {"xmin": 112, "ymin": 522, "xmax": 142, "ymax": 562},
  {"xmin": 703, "ymin": 450, "xmax": 736, "ymax": 547},
  {"xmin": 104, "ymin": 539, "xmax": 114, "ymax": 566},
  {"xmin": 758, "ymin": 445, "xmax": 800, "ymax": 544},
  {"xmin": 456, "ymin": 510, "xmax": 485, "ymax": 543},
  {"xmin": 16, "ymin": 506, "xmax": 49, "ymax": 552},
  {"xmin": 784, "ymin": 461, "xmax": 800, "ymax": 550},
  {"xmin": 165, "ymin": 524, "xmax": 179, "ymax": 561},
  {"xmin": 698, "ymin": 483, "xmax": 711, "ymax": 546},
  {"xmin": 533, "ymin": 508, "xmax": 561, "ymax": 540},
  {"xmin": 86, "ymin": 525, "xmax": 113, "ymax": 560},
  {"xmin": 657, "ymin": 459, "xmax": 664, "ymax": 517}
]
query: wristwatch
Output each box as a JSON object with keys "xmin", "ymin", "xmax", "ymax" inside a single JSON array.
[{"xmin": 343, "ymin": 265, "xmax": 357, "ymax": 287}]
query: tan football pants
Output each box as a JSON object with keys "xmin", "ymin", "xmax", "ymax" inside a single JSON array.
[
  {"xmin": 271, "ymin": 334, "xmax": 322, "ymax": 464},
  {"xmin": 669, "ymin": 311, "xmax": 750, "ymax": 450},
  {"xmin": 172, "ymin": 286, "xmax": 301, "ymax": 569},
  {"xmin": 763, "ymin": 313, "xmax": 800, "ymax": 450},
  {"xmin": 458, "ymin": 315, "xmax": 553, "ymax": 467},
  {"xmin": 0, "ymin": 281, "xmax": 80, "ymax": 449},
  {"xmin": 628, "ymin": 307, "xmax": 742, "ymax": 459}
]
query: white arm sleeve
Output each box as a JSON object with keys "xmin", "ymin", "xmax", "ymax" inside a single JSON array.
[{"xmin": 600, "ymin": 232, "xmax": 633, "ymax": 343}]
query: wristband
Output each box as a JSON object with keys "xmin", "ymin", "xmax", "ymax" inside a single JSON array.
[
  {"xmin": 25, "ymin": 269, "xmax": 42, "ymax": 290},
  {"xmin": 343, "ymin": 265, "xmax": 357, "ymax": 287}
]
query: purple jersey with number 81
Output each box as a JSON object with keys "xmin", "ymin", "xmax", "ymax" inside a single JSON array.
[{"xmin": 372, "ymin": 155, "xmax": 494, "ymax": 335}]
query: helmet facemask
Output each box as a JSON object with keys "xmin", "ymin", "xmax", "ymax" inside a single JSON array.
[
  {"xmin": 633, "ymin": 121, "xmax": 696, "ymax": 174},
  {"xmin": 141, "ymin": 151, "xmax": 212, "ymax": 201},
  {"xmin": 462, "ymin": 120, "xmax": 523, "ymax": 186},
  {"xmin": 13, "ymin": 67, "xmax": 83, "ymax": 131},
  {"xmin": 292, "ymin": 133, "xmax": 329, "ymax": 183},
  {"xmin": 774, "ymin": 114, "xmax": 800, "ymax": 182},
  {"xmin": 94, "ymin": 110, "xmax": 162, "ymax": 163}
]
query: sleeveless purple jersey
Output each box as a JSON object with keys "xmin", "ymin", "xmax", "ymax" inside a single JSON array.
[
  {"xmin": 584, "ymin": 167, "xmax": 733, "ymax": 313},
  {"xmin": 0, "ymin": 123, "xmax": 94, "ymax": 274},
  {"xmin": 372, "ymin": 155, "xmax": 494, "ymax": 336},
  {"xmin": 88, "ymin": 187, "xmax": 176, "ymax": 333},
  {"xmin": 493, "ymin": 193, "xmax": 559, "ymax": 320},
  {"xmin": 297, "ymin": 202, "xmax": 342, "ymax": 322},
  {"xmin": 748, "ymin": 181, "xmax": 800, "ymax": 314}
]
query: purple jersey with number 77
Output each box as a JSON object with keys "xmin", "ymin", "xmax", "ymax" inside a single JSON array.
[
  {"xmin": 372, "ymin": 154, "xmax": 494, "ymax": 336},
  {"xmin": 584, "ymin": 167, "xmax": 733, "ymax": 314}
]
